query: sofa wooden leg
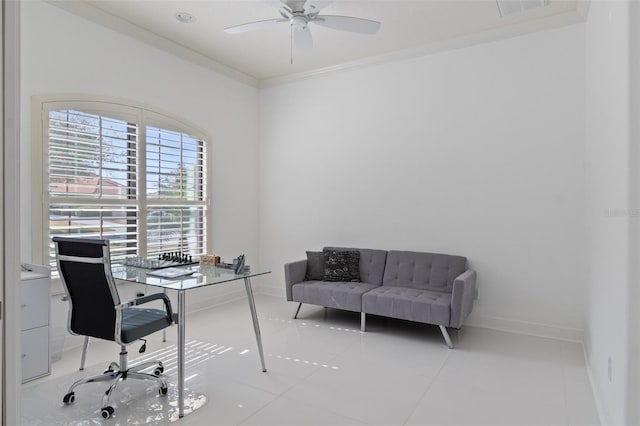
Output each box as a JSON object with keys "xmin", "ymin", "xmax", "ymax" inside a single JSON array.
[
  {"xmin": 293, "ymin": 302, "xmax": 302, "ymax": 319},
  {"xmin": 361, "ymin": 312, "xmax": 366, "ymax": 332},
  {"xmin": 439, "ymin": 325, "xmax": 454, "ymax": 349}
]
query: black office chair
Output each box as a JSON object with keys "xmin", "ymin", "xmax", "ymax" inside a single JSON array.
[{"xmin": 53, "ymin": 237, "xmax": 175, "ymax": 419}]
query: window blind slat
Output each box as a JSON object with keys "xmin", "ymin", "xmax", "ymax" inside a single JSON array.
[{"xmin": 47, "ymin": 108, "xmax": 207, "ymax": 275}]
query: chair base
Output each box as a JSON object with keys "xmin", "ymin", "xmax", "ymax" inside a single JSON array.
[{"xmin": 63, "ymin": 345, "xmax": 168, "ymax": 418}]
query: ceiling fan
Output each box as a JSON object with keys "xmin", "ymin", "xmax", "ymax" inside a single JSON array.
[{"xmin": 224, "ymin": 0, "xmax": 381, "ymax": 54}]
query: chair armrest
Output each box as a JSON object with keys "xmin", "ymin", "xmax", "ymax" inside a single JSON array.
[
  {"xmin": 284, "ymin": 259, "xmax": 307, "ymax": 301},
  {"xmin": 450, "ymin": 269, "xmax": 476, "ymax": 329},
  {"xmin": 116, "ymin": 292, "xmax": 175, "ymax": 324}
]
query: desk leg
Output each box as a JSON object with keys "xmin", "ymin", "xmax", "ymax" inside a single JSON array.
[
  {"xmin": 177, "ymin": 290, "xmax": 186, "ymax": 418},
  {"xmin": 163, "ymin": 288, "xmax": 168, "ymax": 342},
  {"xmin": 243, "ymin": 277, "xmax": 267, "ymax": 372}
]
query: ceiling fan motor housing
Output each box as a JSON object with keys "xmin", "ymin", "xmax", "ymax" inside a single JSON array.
[{"xmin": 291, "ymin": 15, "xmax": 308, "ymax": 30}]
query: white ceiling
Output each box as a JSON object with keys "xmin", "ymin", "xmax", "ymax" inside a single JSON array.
[{"xmin": 51, "ymin": 0, "xmax": 587, "ymax": 87}]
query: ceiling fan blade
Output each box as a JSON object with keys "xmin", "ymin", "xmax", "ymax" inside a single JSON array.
[
  {"xmin": 263, "ymin": 0, "xmax": 292, "ymax": 13},
  {"xmin": 303, "ymin": 0, "xmax": 332, "ymax": 15},
  {"xmin": 312, "ymin": 15, "xmax": 381, "ymax": 34},
  {"xmin": 294, "ymin": 26, "xmax": 313, "ymax": 53},
  {"xmin": 224, "ymin": 18, "xmax": 287, "ymax": 34},
  {"xmin": 263, "ymin": 0, "xmax": 293, "ymax": 18}
]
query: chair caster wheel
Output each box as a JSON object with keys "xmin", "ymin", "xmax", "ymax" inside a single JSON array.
[
  {"xmin": 159, "ymin": 386, "xmax": 168, "ymax": 396},
  {"xmin": 103, "ymin": 368, "xmax": 114, "ymax": 374},
  {"xmin": 101, "ymin": 406, "xmax": 115, "ymax": 418},
  {"xmin": 153, "ymin": 366, "xmax": 164, "ymax": 376},
  {"xmin": 62, "ymin": 392, "xmax": 75, "ymax": 404}
]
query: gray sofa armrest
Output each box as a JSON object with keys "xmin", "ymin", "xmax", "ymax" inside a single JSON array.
[
  {"xmin": 284, "ymin": 259, "xmax": 307, "ymax": 301},
  {"xmin": 450, "ymin": 269, "xmax": 476, "ymax": 328}
]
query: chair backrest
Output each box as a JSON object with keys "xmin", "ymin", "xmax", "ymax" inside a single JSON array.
[{"xmin": 53, "ymin": 237, "xmax": 121, "ymax": 342}]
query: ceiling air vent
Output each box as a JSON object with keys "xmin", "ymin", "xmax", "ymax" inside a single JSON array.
[{"xmin": 496, "ymin": 0, "xmax": 548, "ymax": 17}]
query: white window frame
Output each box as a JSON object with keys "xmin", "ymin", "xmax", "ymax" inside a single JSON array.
[{"xmin": 31, "ymin": 95, "xmax": 213, "ymax": 276}]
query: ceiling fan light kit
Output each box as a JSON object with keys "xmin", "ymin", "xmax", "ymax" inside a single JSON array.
[{"xmin": 224, "ymin": 0, "xmax": 381, "ymax": 56}]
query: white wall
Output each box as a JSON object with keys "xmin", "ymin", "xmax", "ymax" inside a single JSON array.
[
  {"xmin": 19, "ymin": 1, "xmax": 636, "ymax": 421},
  {"xmin": 20, "ymin": 1, "xmax": 261, "ymax": 348},
  {"xmin": 258, "ymin": 24, "xmax": 587, "ymax": 339},
  {"xmin": 626, "ymin": 3, "xmax": 640, "ymax": 424},
  {"xmin": 584, "ymin": 1, "xmax": 633, "ymax": 424}
]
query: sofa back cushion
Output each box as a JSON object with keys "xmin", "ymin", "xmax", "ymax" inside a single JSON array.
[
  {"xmin": 305, "ymin": 251, "xmax": 325, "ymax": 281},
  {"xmin": 382, "ymin": 250, "xmax": 467, "ymax": 293},
  {"xmin": 323, "ymin": 247, "xmax": 387, "ymax": 285},
  {"xmin": 323, "ymin": 250, "xmax": 361, "ymax": 282}
]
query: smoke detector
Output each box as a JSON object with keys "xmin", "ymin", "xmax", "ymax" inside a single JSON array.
[{"xmin": 175, "ymin": 12, "xmax": 195, "ymax": 24}]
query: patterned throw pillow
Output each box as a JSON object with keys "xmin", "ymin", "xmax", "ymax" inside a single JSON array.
[
  {"xmin": 323, "ymin": 250, "xmax": 361, "ymax": 282},
  {"xmin": 305, "ymin": 251, "xmax": 325, "ymax": 281}
]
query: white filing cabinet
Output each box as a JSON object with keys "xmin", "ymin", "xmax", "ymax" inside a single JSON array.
[{"xmin": 21, "ymin": 264, "xmax": 51, "ymax": 383}]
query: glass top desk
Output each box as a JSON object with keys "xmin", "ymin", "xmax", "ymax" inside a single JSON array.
[{"xmin": 112, "ymin": 264, "xmax": 270, "ymax": 418}]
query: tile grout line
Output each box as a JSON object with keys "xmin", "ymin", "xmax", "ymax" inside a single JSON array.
[
  {"xmin": 24, "ymin": 297, "xmax": 600, "ymax": 425},
  {"xmin": 401, "ymin": 346, "xmax": 454, "ymax": 426},
  {"xmin": 237, "ymin": 324, "xmax": 374, "ymax": 426},
  {"xmin": 249, "ymin": 313, "xmax": 388, "ymax": 425}
]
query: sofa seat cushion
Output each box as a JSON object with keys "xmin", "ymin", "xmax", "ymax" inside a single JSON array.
[
  {"xmin": 292, "ymin": 281, "xmax": 379, "ymax": 312},
  {"xmin": 362, "ymin": 287, "xmax": 451, "ymax": 326}
]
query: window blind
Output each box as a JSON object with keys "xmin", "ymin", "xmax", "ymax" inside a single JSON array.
[
  {"xmin": 46, "ymin": 107, "xmax": 208, "ymax": 273},
  {"xmin": 146, "ymin": 126, "xmax": 206, "ymax": 201},
  {"xmin": 48, "ymin": 110, "xmax": 139, "ymax": 272},
  {"xmin": 146, "ymin": 125, "xmax": 207, "ymax": 257},
  {"xmin": 49, "ymin": 110, "xmax": 137, "ymax": 200},
  {"xmin": 48, "ymin": 204, "xmax": 139, "ymax": 267},
  {"xmin": 146, "ymin": 206, "xmax": 206, "ymax": 257}
]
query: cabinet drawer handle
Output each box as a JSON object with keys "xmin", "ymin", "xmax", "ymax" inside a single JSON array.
[{"xmin": 21, "ymin": 304, "xmax": 26, "ymax": 308}]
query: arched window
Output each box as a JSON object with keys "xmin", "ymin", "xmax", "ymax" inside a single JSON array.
[{"xmin": 32, "ymin": 96, "xmax": 210, "ymax": 274}]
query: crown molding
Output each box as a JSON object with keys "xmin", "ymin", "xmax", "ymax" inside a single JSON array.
[
  {"xmin": 259, "ymin": 4, "xmax": 588, "ymax": 88},
  {"xmin": 46, "ymin": 0, "xmax": 588, "ymax": 90},
  {"xmin": 45, "ymin": 0, "xmax": 259, "ymax": 88}
]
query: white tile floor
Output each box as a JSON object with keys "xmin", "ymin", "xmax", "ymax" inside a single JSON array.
[{"xmin": 21, "ymin": 295, "xmax": 600, "ymax": 425}]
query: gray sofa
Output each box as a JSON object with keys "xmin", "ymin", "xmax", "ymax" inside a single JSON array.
[{"xmin": 284, "ymin": 247, "xmax": 476, "ymax": 348}]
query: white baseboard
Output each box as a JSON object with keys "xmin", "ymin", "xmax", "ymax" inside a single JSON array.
[
  {"xmin": 466, "ymin": 314, "xmax": 584, "ymax": 342},
  {"xmin": 58, "ymin": 287, "xmax": 248, "ymax": 354},
  {"xmin": 258, "ymin": 284, "xmax": 584, "ymax": 342},
  {"xmin": 186, "ymin": 288, "xmax": 247, "ymax": 314},
  {"xmin": 63, "ymin": 283, "xmax": 584, "ymax": 347},
  {"xmin": 258, "ymin": 284, "xmax": 584, "ymax": 344},
  {"xmin": 257, "ymin": 284, "xmax": 286, "ymax": 298},
  {"xmin": 582, "ymin": 343, "xmax": 609, "ymax": 426}
]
